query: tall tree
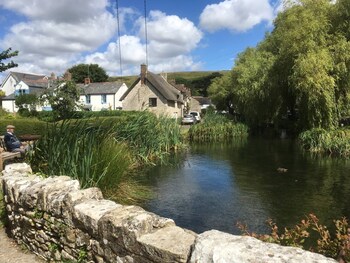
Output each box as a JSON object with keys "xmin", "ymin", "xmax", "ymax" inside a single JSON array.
[
  {"xmin": 0, "ymin": 48, "xmax": 18, "ymax": 72},
  {"xmin": 208, "ymin": 72, "xmax": 235, "ymax": 113},
  {"xmin": 68, "ymin": 64, "xmax": 109, "ymax": 83}
]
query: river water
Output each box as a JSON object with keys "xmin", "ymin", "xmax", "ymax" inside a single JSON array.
[{"xmin": 141, "ymin": 138, "xmax": 350, "ymax": 235}]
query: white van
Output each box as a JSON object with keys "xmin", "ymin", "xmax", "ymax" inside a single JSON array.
[{"xmin": 189, "ymin": 111, "xmax": 201, "ymax": 122}]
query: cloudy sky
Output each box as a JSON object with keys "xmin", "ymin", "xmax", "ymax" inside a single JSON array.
[{"xmin": 0, "ymin": 0, "xmax": 282, "ymax": 78}]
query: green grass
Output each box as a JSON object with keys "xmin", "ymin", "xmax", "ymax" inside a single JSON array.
[
  {"xmin": 115, "ymin": 112, "xmax": 184, "ymax": 164},
  {"xmin": 188, "ymin": 113, "xmax": 249, "ymax": 142},
  {"xmin": 299, "ymin": 128, "xmax": 350, "ymax": 157},
  {"xmin": 28, "ymin": 120, "xmax": 133, "ymax": 189}
]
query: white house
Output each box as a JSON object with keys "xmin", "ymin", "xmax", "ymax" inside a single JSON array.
[
  {"xmin": 78, "ymin": 80, "xmax": 128, "ymax": 111},
  {"xmin": 0, "ymin": 71, "xmax": 52, "ymax": 112},
  {"xmin": 0, "ymin": 71, "xmax": 128, "ymax": 113}
]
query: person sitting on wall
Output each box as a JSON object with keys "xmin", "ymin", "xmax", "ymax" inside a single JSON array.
[{"xmin": 4, "ymin": 125, "xmax": 28, "ymax": 156}]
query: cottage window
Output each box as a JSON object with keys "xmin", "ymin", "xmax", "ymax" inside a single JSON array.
[
  {"xmin": 86, "ymin": 95, "xmax": 91, "ymax": 104},
  {"xmin": 101, "ymin": 94, "xmax": 107, "ymax": 104},
  {"xmin": 149, "ymin": 98, "xmax": 157, "ymax": 107}
]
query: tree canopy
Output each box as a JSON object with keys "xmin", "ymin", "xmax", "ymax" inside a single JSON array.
[
  {"xmin": 0, "ymin": 48, "xmax": 18, "ymax": 72},
  {"xmin": 68, "ymin": 64, "xmax": 109, "ymax": 83},
  {"xmin": 209, "ymin": 0, "xmax": 350, "ymax": 132},
  {"xmin": 40, "ymin": 81, "xmax": 80, "ymax": 120}
]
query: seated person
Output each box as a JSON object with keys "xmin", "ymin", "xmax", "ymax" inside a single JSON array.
[{"xmin": 4, "ymin": 125, "xmax": 28, "ymax": 155}]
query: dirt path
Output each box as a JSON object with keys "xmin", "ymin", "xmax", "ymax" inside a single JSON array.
[{"xmin": 0, "ymin": 227, "xmax": 44, "ymax": 263}]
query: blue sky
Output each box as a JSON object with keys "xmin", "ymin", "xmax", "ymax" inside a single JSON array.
[{"xmin": 0, "ymin": 0, "xmax": 282, "ymax": 78}]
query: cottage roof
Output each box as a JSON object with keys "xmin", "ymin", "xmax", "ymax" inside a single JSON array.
[
  {"xmin": 192, "ymin": 96, "xmax": 212, "ymax": 105},
  {"xmin": 2, "ymin": 87, "xmax": 47, "ymax": 100},
  {"xmin": 77, "ymin": 82, "xmax": 124, "ymax": 95},
  {"xmin": 10, "ymin": 72, "xmax": 47, "ymax": 82},
  {"xmin": 120, "ymin": 71, "xmax": 183, "ymax": 103}
]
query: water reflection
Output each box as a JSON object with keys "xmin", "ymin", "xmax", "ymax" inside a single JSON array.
[{"xmin": 141, "ymin": 138, "xmax": 350, "ymax": 235}]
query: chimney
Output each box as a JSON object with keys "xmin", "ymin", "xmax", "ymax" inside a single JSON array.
[
  {"xmin": 140, "ymin": 64, "xmax": 147, "ymax": 85},
  {"xmin": 63, "ymin": 71, "xmax": 72, "ymax": 81},
  {"xmin": 84, "ymin": 77, "xmax": 91, "ymax": 85},
  {"xmin": 50, "ymin": 72, "xmax": 56, "ymax": 80}
]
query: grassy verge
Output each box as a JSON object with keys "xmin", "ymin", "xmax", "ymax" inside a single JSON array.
[{"xmin": 299, "ymin": 128, "xmax": 350, "ymax": 157}]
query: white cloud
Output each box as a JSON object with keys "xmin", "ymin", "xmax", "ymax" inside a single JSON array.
[
  {"xmin": 0, "ymin": 1, "xmax": 203, "ymax": 77},
  {"xmin": 199, "ymin": 0, "xmax": 274, "ymax": 32},
  {"xmin": 0, "ymin": 0, "xmax": 117, "ymax": 75},
  {"xmin": 84, "ymin": 10, "xmax": 204, "ymax": 75},
  {"xmin": 138, "ymin": 11, "xmax": 203, "ymax": 58}
]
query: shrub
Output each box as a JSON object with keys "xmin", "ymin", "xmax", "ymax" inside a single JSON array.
[
  {"xmin": 237, "ymin": 214, "xmax": 350, "ymax": 261},
  {"xmin": 0, "ymin": 118, "xmax": 47, "ymax": 136},
  {"xmin": 299, "ymin": 128, "xmax": 350, "ymax": 157}
]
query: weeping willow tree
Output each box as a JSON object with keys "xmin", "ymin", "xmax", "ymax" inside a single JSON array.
[{"xmin": 209, "ymin": 0, "xmax": 350, "ymax": 132}]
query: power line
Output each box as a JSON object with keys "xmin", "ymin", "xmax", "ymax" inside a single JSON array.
[
  {"xmin": 116, "ymin": 0, "xmax": 123, "ymax": 77},
  {"xmin": 144, "ymin": 0, "xmax": 149, "ymax": 66}
]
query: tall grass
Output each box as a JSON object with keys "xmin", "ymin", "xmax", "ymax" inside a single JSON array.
[
  {"xmin": 28, "ymin": 120, "xmax": 133, "ymax": 188},
  {"xmin": 299, "ymin": 128, "xmax": 350, "ymax": 157},
  {"xmin": 188, "ymin": 113, "xmax": 249, "ymax": 142},
  {"xmin": 115, "ymin": 112, "xmax": 184, "ymax": 164}
]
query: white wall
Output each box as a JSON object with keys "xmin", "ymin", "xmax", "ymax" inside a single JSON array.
[
  {"xmin": 2, "ymin": 100, "xmax": 17, "ymax": 113},
  {"xmin": 1, "ymin": 75, "xmax": 17, "ymax": 96}
]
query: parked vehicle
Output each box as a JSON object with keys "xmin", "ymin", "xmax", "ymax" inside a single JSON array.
[
  {"xmin": 181, "ymin": 114, "xmax": 196, "ymax": 125},
  {"xmin": 189, "ymin": 111, "xmax": 201, "ymax": 122}
]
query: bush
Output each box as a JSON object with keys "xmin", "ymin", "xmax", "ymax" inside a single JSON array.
[
  {"xmin": 0, "ymin": 118, "xmax": 48, "ymax": 136},
  {"xmin": 299, "ymin": 128, "xmax": 350, "ymax": 157},
  {"xmin": 237, "ymin": 214, "xmax": 350, "ymax": 261}
]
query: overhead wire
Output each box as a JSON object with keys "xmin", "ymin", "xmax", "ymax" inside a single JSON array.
[
  {"xmin": 144, "ymin": 0, "xmax": 149, "ymax": 66},
  {"xmin": 116, "ymin": 0, "xmax": 123, "ymax": 78}
]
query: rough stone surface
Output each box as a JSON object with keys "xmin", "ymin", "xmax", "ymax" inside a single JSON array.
[
  {"xmin": 2, "ymin": 163, "xmax": 338, "ymax": 263},
  {"xmin": 98, "ymin": 205, "xmax": 175, "ymax": 256},
  {"xmin": 138, "ymin": 226, "xmax": 197, "ymax": 263},
  {"xmin": 190, "ymin": 230, "xmax": 337, "ymax": 263},
  {"xmin": 73, "ymin": 199, "xmax": 121, "ymax": 236}
]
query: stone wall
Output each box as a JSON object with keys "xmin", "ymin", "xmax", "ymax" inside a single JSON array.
[{"xmin": 1, "ymin": 163, "xmax": 337, "ymax": 263}]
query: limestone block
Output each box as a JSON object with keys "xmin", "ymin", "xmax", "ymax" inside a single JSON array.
[
  {"xmin": 2, "ymin": 175, "xmax": 41, "ymax": 204},
  {"xmin": 190, "ymin": 230, "xmax": 337, "ymax": 263},
  {"xmin": 98, "ymin": 205, "xmax": 175, "ymax": 254},
  {"xmin": 73, "ymin": 199, "xmax": 121, "ymax": 236},
  {"xmin": 45, "ymin": 179, "xmax": 80, "ymax": 216},
  {"xmin": 19, "ymin": 176, "xmax": 77, "ymax": 210},
  {"xmin": 137, "ymin": 226, "xmax": 196, "ymax": 263},
  {"xmin": 3, "ymin": 163, "xmax": 32, "ymax": 176},
  {"xmin": 62, "ymin": 187, "xmax": 103, "ymax": 225}
]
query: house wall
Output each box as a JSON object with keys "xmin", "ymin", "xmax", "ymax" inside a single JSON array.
[
  {"xmin": 189, "ymin": 98, "xmax": 201, "ymax": 113},
  {"xmin": 1, "ymin": 75, "xmax": 17, "ymax": 96},
  {"xmin": 79, "ymin": 84, "xmax": 127, "ymax": 111},
  {"xmin": 122, "ymin": 81, "xmax": 182, "ymax": 118},
  {"xmin": 2, "ymin": 100, "xmax": 45, "ymax": 113},
  {"xmin": 2, "ymin": 100, "xmax": 17, "ymax": 113}
]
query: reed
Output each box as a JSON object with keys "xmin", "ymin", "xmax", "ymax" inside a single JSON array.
[
  {"xmin": 299, "ymin": 128, "xmax": 350, "ymax": 157},
  {"xmin": 188, "ymin": 113, "xmax": 248, "ymax": 142},
  {"xmin": 115, "ymin": 112, "xmax": 184, "ymax": 164},
  {"xmin": 28, "ymin": 120, "xmax": 133, "ymax": 188}
]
